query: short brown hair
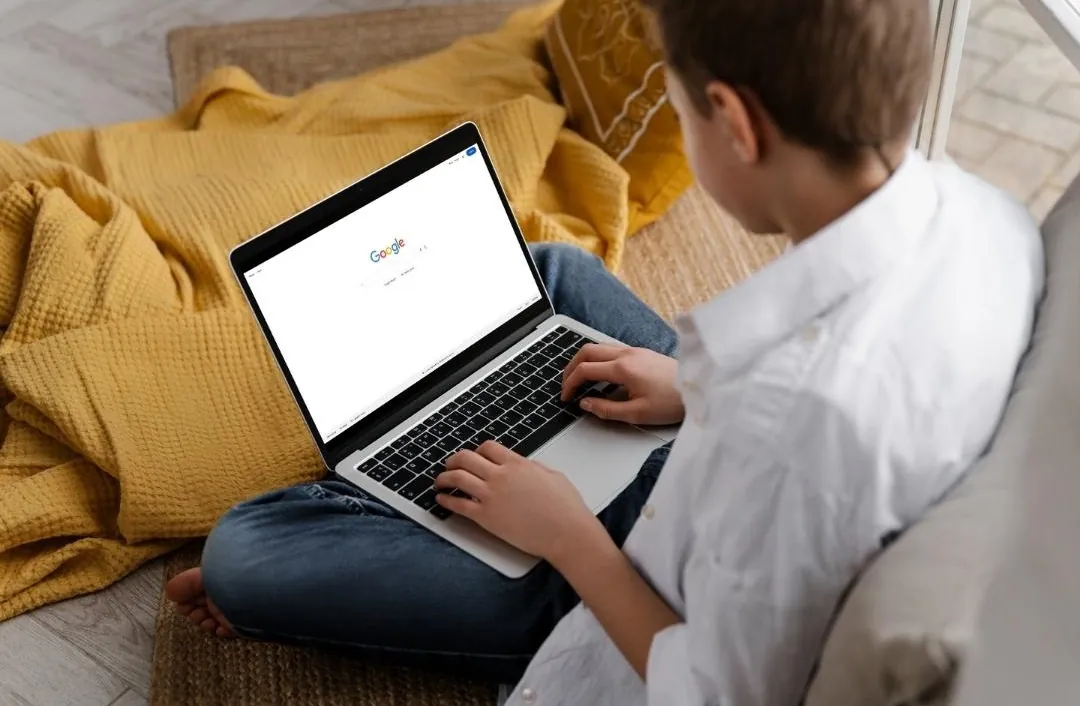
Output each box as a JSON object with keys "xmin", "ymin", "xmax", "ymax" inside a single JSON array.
[{"xmin": 643, "ymin": 0, "xmax": 932, "ymax": 164}]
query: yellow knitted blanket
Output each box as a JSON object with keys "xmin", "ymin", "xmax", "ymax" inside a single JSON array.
[{"xmin": 0, "ymin": 3, "xmax": 632, "ymax": 620}]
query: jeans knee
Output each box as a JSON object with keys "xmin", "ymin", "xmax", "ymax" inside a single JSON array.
[
  {"xmin": 530, "ymin": 242, "xmax": 602, "ymax": 275},
  {"xmin": 200, "ymin": 505, "xmax": 268, "ymax": 626}
]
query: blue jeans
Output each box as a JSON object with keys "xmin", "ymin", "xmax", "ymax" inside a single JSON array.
[{"xmin": 202, "ymin": 243, "xmax": 677, "ymax": 683}]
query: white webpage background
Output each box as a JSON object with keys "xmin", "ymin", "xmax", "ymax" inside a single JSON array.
[{"xmin": 245, "ymin": 147, "xmax": 542, "ymax": 441}]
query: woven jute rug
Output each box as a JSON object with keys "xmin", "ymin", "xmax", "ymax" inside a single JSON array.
[
  {"xmin": 153, "ymin": 544, "xmax": 498, "ymax": 706},
  {"xmin": 155, "ymin": 3, "xmax": 785, "ymax": 704}
]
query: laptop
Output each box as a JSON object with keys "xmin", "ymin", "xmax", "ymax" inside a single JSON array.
[{"xmin": 230, "ymin": 122, "xmax": 671, "ymax": 577}]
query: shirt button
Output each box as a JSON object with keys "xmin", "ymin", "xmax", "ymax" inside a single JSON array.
[
  {"xmin": 521, "ymin": 687, "xmax": 536, "ymax": 703},
  {"xmin": 641, "ymin": 504, "xmax": 656, "ymax": 520},
  {"xmin": 800, "ymin": 324, "xmax": 822, "ymax": 343}
]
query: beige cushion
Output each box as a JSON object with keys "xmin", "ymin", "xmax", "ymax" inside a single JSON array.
[
  {"xmin": 949, "ymin": 183, "xmax": 1080, "ymax": 703},
  {"xmin": 806, "ymin": 183, "xmax": 1077, "ymax": 705}
]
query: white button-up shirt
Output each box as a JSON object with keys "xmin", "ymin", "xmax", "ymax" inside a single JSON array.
[{"xmin": 507, "ymin": 153, "xmax": 1045, "ymax": 706}]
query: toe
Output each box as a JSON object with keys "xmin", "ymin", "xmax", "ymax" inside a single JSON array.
[
  {"xmin": 187, "ymin": 607, "xmax": 209, "ymax": 625},
  {"xmin": 165, "ymin": 568, "xmax": 205, "ymax": 606}
]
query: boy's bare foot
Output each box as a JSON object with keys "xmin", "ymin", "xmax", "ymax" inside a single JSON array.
[{"xmin": 164, "ymin": 567, "xmax": 235, "ymax": 638}]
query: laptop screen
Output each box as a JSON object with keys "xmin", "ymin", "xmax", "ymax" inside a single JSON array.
[{"xmin": 243, "ymin": 144, "xmax": 544, "ymax": 442}]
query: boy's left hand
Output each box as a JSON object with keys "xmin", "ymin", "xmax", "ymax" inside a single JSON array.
[{"xmin": 435, "ymin": 442, "xmax": 600, "ymax": 561}]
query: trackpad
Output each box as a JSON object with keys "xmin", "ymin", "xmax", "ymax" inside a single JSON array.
[{"xmin": 533, "ymin": 416, "xmax": 664, "ymax": 512}]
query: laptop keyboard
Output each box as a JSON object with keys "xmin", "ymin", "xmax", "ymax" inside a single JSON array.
[{"xmin": 352, "ymin": 326, "xmax": 612, "ymax": 520}]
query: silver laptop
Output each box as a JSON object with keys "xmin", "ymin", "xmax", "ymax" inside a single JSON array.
[{"xmin": 230, "ymin": 122, "xmax": 670, "ymax": 578}]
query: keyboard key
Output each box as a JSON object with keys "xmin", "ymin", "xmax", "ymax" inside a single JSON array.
[
  {"xmin": 382, "ymin": 469, "xmax": 415, "ymax": 491},
  {"xmin": 423, "ymin": 462, "xmax": 444, "ymax": 478},
  {"xmin": 474, "ymin": 391, "xmax": 496, "ymax": 407},
  {"xmin": 555, "ymin": 352, "xmax": 573, "ymax": 366},
  {"xmin": 554, "ymin": 331, "xmax": 581, "ymax": 348},
  {"xmin": 430, "ymin": 504, "xmax": 453, "ymax": 520},
  {"xmin": 404, "ymin": 457, "xmax": 428, "ymax": 474},
  {"xmin": 539, "ymin": 363, "xmax": 562, "ymax": 380},
  {"xmin": 541, "ymin": 329, "xmax": 561, "ymax": 345},
  {"xmin": 399, "ymin": 475, "xmax": 433, "ymax": 500},
  {"xmin": 416, "ymin": 432, "xmax": 438, "ymax": 448},
  {"xmin": 458, "ymin": 390, "xmax": 476, "ymax": 403},
  {"xmin": 513, "ymin": 412, "xmax": 578, "ymax": 457},
  {"xmin": 523, "ymin": 413, "xmax": 547, "ymax": 429},
  {"xmin": 471, "ymin": 430, "xmax": 496, "ymax": 446},
  {"xmin": 515, "ymin": 400, "xmax": 539, "ymax": 415},
  {"xmin": 415, "ymin": 488, "xmax": 440, "ymax": 510},
  {"xmin": 356, "ymin": 458, "xmax": 380, "ymax": 475},
  {"xmin": 445, "ymin": 411, "xmax": 468, "ymax": 427},
  {"xmin": 501, "ymin": 371, "xmax": 524, "ymax": 387},
  {"xmin": 435, "ymin": 437, "xmax": 458, "ymax": 454},
  {"xmin": 517, "ymin": 362, "xmax": 538, "ymax": 376},
  {"xmin": 468, "ymin": 410, "xmax": 494, "ymax": 428},
  {"xmin": 384, "ymin": 452, "xmax": 408, "ymax": 470},
  {"xmin": 541, "ymin": 379, "xmax": 564, "ymax": 397},
  {"xmin": 509, "ymin": 423, "xmax": 532, "ymax": 440},
  {"xmin": 401, "ymin": 442, "xmax": 423, "ymax": 458},
  {"xmin": 487, "ymin": 420, "xmax": 510, "ymax": 437},
  {"xmin": 541, "ymin": 344, "xmax": 562, "ymax": 359},
  {"xmin": 523, "ymin": 373, "xmax": 547, "ymax": 390},
  {"xmin": 431, "ymin": 421, "xmax": 453, "ymax": 437},
  {"xmin": 490, "ymin": 396, "xmax": 516, "ymax": 412},
  {"xmin": 459, "ymin": 401, "xmax": 482, "ymax": 417},
  {"xmin": 540, "ymin": 403, "xmax": 563, "ymax": 419},
  {"xmin": 442, "ymin": 400, "xmax": 460, "ymax": 413},
  {"xmin": 368, "ymin": 465, "xmax": 392, "ymax": 482},
  {"xmin": 374, "ymin": 447, "xmax": 395, "ymax": 463},
  {"xmin": 527, "ymin": 390, "xmax": 550, "ymax": 406},
  {"xmin": 488, "ymin": 381, "xmax": 511, "ymax": 397},
  {"xmin": 421, "ymin": 447, "xmax": 445, "ymax": 464},
  {"xmin": 502, "ymin": 409, "xmax": 524, "ymax": 426}
]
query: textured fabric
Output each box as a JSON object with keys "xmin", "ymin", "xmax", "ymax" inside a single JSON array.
[
  {"xmin": 0, "ymin": 1, "xmax": 662, "ymax": 621},
  {"xmin": 544, "ymin": 0, "xmax": 692, "ymax": 233},
  {"xmin": 811, "ymin": 171, "xmax": 1078, "ymax": 706},
  {"xmin": 505, "ymin": 152, "xmax": 1045, "ymax": 706}
]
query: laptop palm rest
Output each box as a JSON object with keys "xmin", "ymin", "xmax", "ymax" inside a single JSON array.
[{"xmin": 533, "ymin": 417, "xmax": 666, "ymax": 513}]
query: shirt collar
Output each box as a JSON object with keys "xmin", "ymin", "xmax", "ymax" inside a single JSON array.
[{"xmin": 677, "ymin": 151, "xmax": 940, "ymax": 382}]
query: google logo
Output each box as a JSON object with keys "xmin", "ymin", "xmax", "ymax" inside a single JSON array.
[{"xmin": 370, "ymin": 238, "xmax": 406, "ymax": 262}]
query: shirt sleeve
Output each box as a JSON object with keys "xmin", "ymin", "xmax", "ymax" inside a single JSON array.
[
  {"xmin": 646, "ymin": 622, "xmax": 699, "ymax": 704},
  {"xmin": 643, "ymin": 399, "xmax": 883, "ymax": 706}
]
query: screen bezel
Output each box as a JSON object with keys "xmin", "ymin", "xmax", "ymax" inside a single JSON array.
[{"xmin": 230, "ymin": 122, "xmax": 553, "ymax": 468}]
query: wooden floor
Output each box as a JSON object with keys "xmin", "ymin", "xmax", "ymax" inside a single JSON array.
[
  {"xmin": 1, "ymin": 0, "xmax": 1077, "ymax": 704},
  {"xmin": 0, "ymin": 3, "xmax": 437, "ymax": 704}
]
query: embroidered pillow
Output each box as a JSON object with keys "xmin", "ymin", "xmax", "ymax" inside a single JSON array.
[{"xmin": 544, "ymin": 0, "xmax": 692, "ymax": 234}]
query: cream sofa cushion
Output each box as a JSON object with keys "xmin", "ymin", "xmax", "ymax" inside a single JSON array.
[{"xmin": 806, "ymin": 177, "xmax": 1078, "ymax": 706}]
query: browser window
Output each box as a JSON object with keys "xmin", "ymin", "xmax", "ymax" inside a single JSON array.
[{"xmin": 244, "ymin": 145, "xmax": 543, "ymax": 441}]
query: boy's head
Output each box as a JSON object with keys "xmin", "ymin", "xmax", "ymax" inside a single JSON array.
[{"xmin": 643, "ymin": 0, "xmax": 932, "ymax": 236}]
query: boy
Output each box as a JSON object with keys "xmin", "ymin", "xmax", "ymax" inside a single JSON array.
[{"xmin": 167, "ymin": 0, "xmax": 1045, "ymax": 703}]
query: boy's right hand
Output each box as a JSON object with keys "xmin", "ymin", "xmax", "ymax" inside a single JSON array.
[{"xmin": 561, "ymin": 344, "xmax": 684, "ymax": 426}]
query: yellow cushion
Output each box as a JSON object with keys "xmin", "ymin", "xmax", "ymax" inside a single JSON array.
[{"xmin": 544, "ymin": 0, "xmax": 692, "ymax": 234}]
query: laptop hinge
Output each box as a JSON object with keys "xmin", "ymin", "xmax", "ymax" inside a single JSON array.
[{"xmin": 326, "ymin": 308, "xmax": 554, "ymax": 469}]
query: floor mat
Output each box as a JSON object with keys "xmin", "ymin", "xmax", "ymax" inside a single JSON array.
[{"xmin": 152, "ymin": 544, "xmax": 498, "ymax": 706}]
